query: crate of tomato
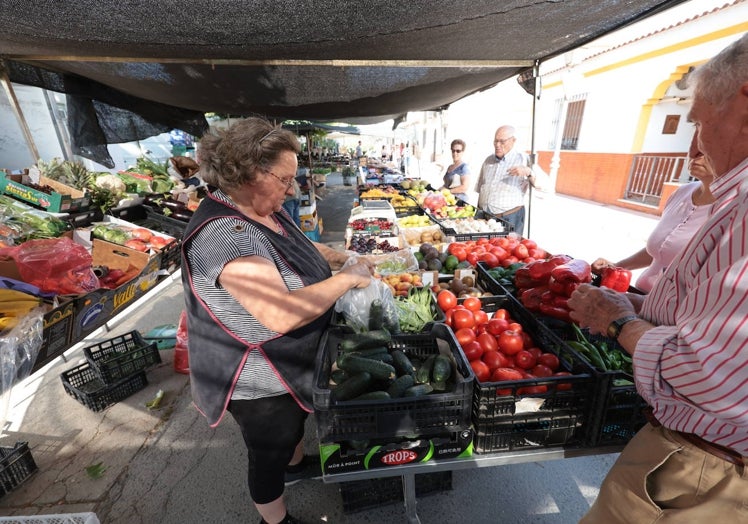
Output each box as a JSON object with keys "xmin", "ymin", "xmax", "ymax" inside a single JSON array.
[{"xmin": 435, "ymin": 290, "xmax": 596, "ymax": 453}]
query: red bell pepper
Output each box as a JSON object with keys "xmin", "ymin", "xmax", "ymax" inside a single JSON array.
[
  {"xmin": 550, "ymin": 258, "xmax": 592, "ymax": 285},
  {"xmin": 547, "ymin": 276, "xmax": 566, "ymax": 295},
  {"xmin": 600, "ymin": 266, "xmax": 632, "ymax": 292},
  {"xmin": 520, "ymin": 285, "xmax": 549, "ymax": 312},
  {"xmin": 538, "ymin": 302, "xmax": 572, "ymax": 322}
]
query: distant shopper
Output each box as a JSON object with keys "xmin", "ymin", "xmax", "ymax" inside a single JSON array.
[
  {"xmin": 474, "ymin": 125, "xmax": 535, "ymax": 235},
  {"xmin": 355, "ymin": 141, "xmax": 363, "ymax": 158},
  {"xmin": 439, "ymin": 139, "xmax": 471, "ymax": 202},
  {"xmin": 569, "ymin": 33, "xmax": 748, "ymax": 523},
  {"xmin": 592, "ymin": 153, "xmax": 715, "ymax": 293},
  {"xmin": 182, "ymin": 116, "xmax": 373, "ymax": 524},
  {"xmin": 282, "ymin": 178, "xmax": 302, "ymax": 227}
]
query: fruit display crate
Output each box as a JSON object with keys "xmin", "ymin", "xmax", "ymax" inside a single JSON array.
[
  {"xmin": 0, "ymin": 442, "xmax": 38, "ymax": 499},
  {"xmin": 427, "ymin": 208, "xmax": 513, "ymax": 241},
  {"xmin": 465, "ymin": 295, "xmax": 597, "ymax": 453},
  {"xmin": 0, "ymin": 514, "xmax": 100, "ymax": 524},
  {"xmin": 339, "ymin": 471, "xmax": 452, "ymax": 514},
  {"xmin": 83, "ymin": 331, "xmax": 162, "ymax": 383},
  {"xmin": 542, "ymin": 325, "xmax": 647, "ymax": 447},
  {"xmin": 60, "ymin": 362, "xmax": 148, "ymax": 412},
  {"xmin": 313, "ymin": 323, "xmax": 474, "ymax": 442}
]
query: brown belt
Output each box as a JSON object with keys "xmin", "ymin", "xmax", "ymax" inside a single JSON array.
[
  {"xmin": 494, "ymin": 205, "xmax": 523, "ymax": 218},
  {"xmin": 643, "ymin": 407, "xmax": 746, "ymax": 467}
]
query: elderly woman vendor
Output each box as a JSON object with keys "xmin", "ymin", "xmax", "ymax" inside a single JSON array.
[{"xmin": 181, "ymin": 117, "xmax": 372, "ymax": 524}]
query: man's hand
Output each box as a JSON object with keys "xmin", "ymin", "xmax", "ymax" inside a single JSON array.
[{"xmin": 508, "ymin": 165, "xmax": 532, "ymax": 178}]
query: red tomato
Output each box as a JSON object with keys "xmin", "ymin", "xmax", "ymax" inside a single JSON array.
[
  {"xmin": 495, "ymin": 237, "xmax": 510, "ymax": 249},
  {"xmin": 131, "ymin": 228, "xmax": 153, "ymax": 242},
  {"xmin": 476, "ymin": 332, "xmax": 499, "ymax": 353},
  {"xmin": 490, "ymin": 367, "xmax": 524, "ymax": 382},
  {"xmin": 452, "ymin": 246, "xmax": 467, "ymax": 262},
  {"xmin": 553, "ymin": 371, "xmax": 573, "ymax": 391},
  {"xmin": 512, "ymin": 244, "xmax": 529, "ymax": 260},
  {"xmin": 518, "ymin": 385, "xmax": 548, "ymax": 395},
  {"xmin": 125, "ymin": 239, "xmax": 149, "ymax": 252},
  {"xmin": 462, "ymin": 340, "xmax": 483, "ymax": 361},
  {"xmin": 454, "ymin": 327, "xmax": 476, "ymax": 347},
  {"xmin": 452, "ymin": 309, "xmax": 476, "ymax": 330},
  {"xmin": 529, "ymin": 248, "xmax": 548, "ymax": 259},
  {"xmin": 481, "ymin": 350, "xmax": 505, "ymax": 371},
  {"xmin": 538, "ymin": 353, "xmax": 561, "ymax": 371},
  {"xmin": 508, "ymin": 322, "xmax": 523, "ymax": 333},
  {"xmin": 489, "ymin": 246, "xmax": 508, "ymax": 260},
  {"xmin": 521, "ymin": 331, "xmax": 534, "ymax": 349},
  {"xmin": 514, "ymin": 350, "xmax": 538, "ymax": 369},
  {"xmin": 531, "ymin": 364, "xmax": 554, "ymax": 378},
  {"xmin": 437, "ymin": 290, "xmax": 457, "ymax": 311},
  {"xmin": 474, "ymin": 323, "xmax": 487, "ymax": 336},
  {"xmin": 497, "ymin": 330, "xmax": 524, "ymax": 355},
  {"xmin": 486, "ymin": 318, "xmax": 509, "ymax": 336},
  {"xmin": 476, "ymin": 238, "xmax": 490, "ymax": 246},
  {"xmin": 473, "ymin": 309, "xmax": 489, "ymax": 326},
  {"xmin": 471, "ymin": 360, "xmax": 491, "ymax": 382},
  {"xmin": 522, "ymin": 257, "xmax": 537, "ymax": 264},
  {"xmin": 500, "ymin": 256, "xmax": 519, "ymax": 268},
  {"xmin": 528, "ymin": 347, "xmax": 543, "ymax": 360},
  {"xmin": 492, "ymin": 308, "xmax": 509, "ymax": 321},
  {"xmin": 479, "ymin": 252, "xmax": 500, "ymax": 268},
  {"xmin": 520, "ymin": 238, "xmax": 538, "ymax": 250},
  {"xmin": 466, "ymin": 252, "xmax": 480, "ymax": 266},
  {"xmin": 462, "ymin": 297, "xmax": 482, "ymax": 312},
  {"xmin": 447, "ymin": 242, "xmax": 463, "ymax": 255}
]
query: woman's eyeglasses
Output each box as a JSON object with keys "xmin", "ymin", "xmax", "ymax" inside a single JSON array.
[{"xmin": 265, "ymin": 171, "xmax": 295, "ymax": 189}]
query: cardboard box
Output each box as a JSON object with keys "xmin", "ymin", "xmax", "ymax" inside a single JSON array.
[
  {"xmin": 319, "ymin": 429, "xmax": 473, "ymax": 475},
  {"xmin": 0, "ymin": 173, "xmax": 89, "ymax": 213},
  {"xmin": 73, "ymin": 241, "xmax": 163, "ymax": 340}
]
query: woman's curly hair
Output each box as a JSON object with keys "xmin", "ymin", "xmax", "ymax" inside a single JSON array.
[{"xmin": 198, "ymin": 117, "xmax": 300, "ymax": 192}]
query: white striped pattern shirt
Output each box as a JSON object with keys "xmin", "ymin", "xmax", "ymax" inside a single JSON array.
[{"xmin": 637, "ymin": 157, "xmax": 748, "ymax": 454}]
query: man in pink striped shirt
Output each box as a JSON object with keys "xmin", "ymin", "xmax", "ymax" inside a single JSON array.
[{"xmin": 569, "ymin": 33, "xmax": 748, "ymax": 523}]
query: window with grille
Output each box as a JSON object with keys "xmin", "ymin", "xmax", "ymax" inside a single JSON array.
[{"xmin": 548, "ymin": 93, "xmax": 587, "ymax": 150}]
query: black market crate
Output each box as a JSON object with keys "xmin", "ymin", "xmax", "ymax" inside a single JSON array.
[
  {"xmin": 339, "ymin": 471, "xmax": 452, "ymax": 514},
  {"xmin": 476, "ymin": 260, "xmax": 520, "ymax": 297},
  {"xmin": 61, "ymin": 362, "xmax": 148, "ymax": 412},
  {"xmin": 156, "ymin": 237, "xmax": 181, "ymax": 273},
  {"xmin": 83, "ymin": 331, "xmax": 161, "ymax": 383},
  {"xmin": 0, "ymin": 442, "xmax": 37, "ymax": 498},
  {"xmin": 468, "ymin": 295, "xmax": 596, "ymax": 453},
  {"xmin": 428, "ymin": 208, "xmax": 513, "ymax": 242},
  {"xmin": 392, "ymin": 194, "xmax": 423, "ymax": 218},
  {"xmin": 546, "ymin": 325, "xmax": 647, "ymax": 447},
  {"xmin": 137, "ymin": 205, "xmax": 188, "ymax": 239},
  {"xmin": 313, "ymin": 323, "xmax": 474, "ymax": 442}
]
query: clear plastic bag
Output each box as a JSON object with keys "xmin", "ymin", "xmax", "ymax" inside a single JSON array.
[
  {"xmin": 334, "ymin": 277, "xmax": 399, "ymax": 333},
  {"xmin": 15, "ymin": 237, "xmax": 99, "ymax": 295}
]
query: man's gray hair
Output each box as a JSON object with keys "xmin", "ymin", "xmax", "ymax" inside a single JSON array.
[{"xmin": 691, "ymin": 33, "xmax": 748, "ymax": 110}]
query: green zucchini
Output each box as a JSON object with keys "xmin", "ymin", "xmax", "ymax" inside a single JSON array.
[
  {"xmin": 338, "ymin": 329, "xmax": 392, "ymax": 353},
  {"xmin": 416, "ymin": 355, "xmax": 436, "ymax": 384},
  {"xmin": 431, "ymin": 354, "xmax": 452, "ymax": 383},
  {"xmin": 391, "ymin": 350, "xmax": 416, "ymax": 378},
  {"xmin": 403, "ymin": 383, "xmax": 434, "ymax": 397},
  {"xmin": 353, "ymin": 390, "xmax": 391, "ymax": 401},
  {"xmin": 332, "ymin": 372, "xmax": 373, "ymax": 401},
  {"xmin": 369, "ymin": 299, "xmax": 384, "ymax": 331},
  {"xmin": 387, "ymin": 374, "xmax": 415, "ymax": 398},
  {"xmin": 338, "ymin": 354, "xmax": 396, "ymax": 381}
]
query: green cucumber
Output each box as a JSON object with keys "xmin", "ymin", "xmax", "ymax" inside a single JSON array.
[
  {"xmin": 332, "ymin": 372, "xmax": 373, "ymax": 401},
  {"xmin": 369, "ymin": 299, "xmax": 384, "ymax": 331},
  {"xmin": 391, "ymin": 350, "xmax": 416, "ymax": 378},
  {"xmin": 338, "ymin": 354, "xmax": 396, "ymax": 381},
  {"xmin": 338, "ymin": 329, "xmax": 392, "ymax": 353},
  {"xmin": 431, "ymin": 354, "xmax": 452, "ymax": 383},
  {"xmin": 416, "ymin": 355, "xmax": 436, "ymax": 384},
  {"xmin": 330, "ymin": 369, "xmax": 349, "ymax": 385},
  {"xmin": 353, "ymin": 390, "xmax": 391, "ymax": 401},
  {"xmin": 403, "ymin": 383, "xmax": 434, "ymax": 397},
  {"xmin": 387, "ymin": 374, "xmax": 415, "ymax": 398}
]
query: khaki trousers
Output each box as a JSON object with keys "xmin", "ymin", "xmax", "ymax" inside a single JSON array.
[{"xmin": 580, "ymin": 423, "xmax": 748, "ymax": 523}]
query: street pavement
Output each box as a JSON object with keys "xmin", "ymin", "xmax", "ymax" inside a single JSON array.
[{"xmin": 0, "ymin": 174, "xmax": 658, "ymax": 523}]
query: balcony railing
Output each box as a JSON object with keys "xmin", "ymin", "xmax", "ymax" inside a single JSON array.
[{"xmin": 623, "ymin": 154, "xmax": 689, "ymax": 206}]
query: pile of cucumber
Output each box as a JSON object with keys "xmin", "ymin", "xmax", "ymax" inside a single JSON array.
[{"xmin": 329, "ymin": 328, "xmax": 455, "ymax": 402}]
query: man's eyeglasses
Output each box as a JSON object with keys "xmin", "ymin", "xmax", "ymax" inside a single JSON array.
[
  {"xmin": 494, "ymin": 137, "xmax": 515, "ymax": 146},
  {"xmin": 451, "ymin": 149, "xmax": 463, "ymax": 153},
  {"xmin": 265, "ymin": 170, "xmax": 295, "ymax": 189}
]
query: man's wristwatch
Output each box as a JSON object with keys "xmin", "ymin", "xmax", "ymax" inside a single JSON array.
[{"xmin": 607, "ymin": 315, "xmax": 638, "ymax": 339}]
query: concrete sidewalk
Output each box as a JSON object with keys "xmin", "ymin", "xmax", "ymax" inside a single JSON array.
[{"xmin": 0, "ymin": 177, "xmax": 657, "ymax": 523}]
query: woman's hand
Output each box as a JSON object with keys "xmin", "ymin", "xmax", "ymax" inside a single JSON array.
[
  {"xmin": 568, "ymin": 283, "xmax": 635, "ymax": 335},
  {"xmin": 591, "ymin": 257, "xmax": 614, "ymax": 275},
  {"xmin": 339, "ymin": 259, "xmax": 374, "ymax": 289}
]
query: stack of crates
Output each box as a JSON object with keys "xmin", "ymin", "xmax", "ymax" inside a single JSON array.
[{"xmin": 60, "ymin": 331, "xmax": 161, "ymax": 412}]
